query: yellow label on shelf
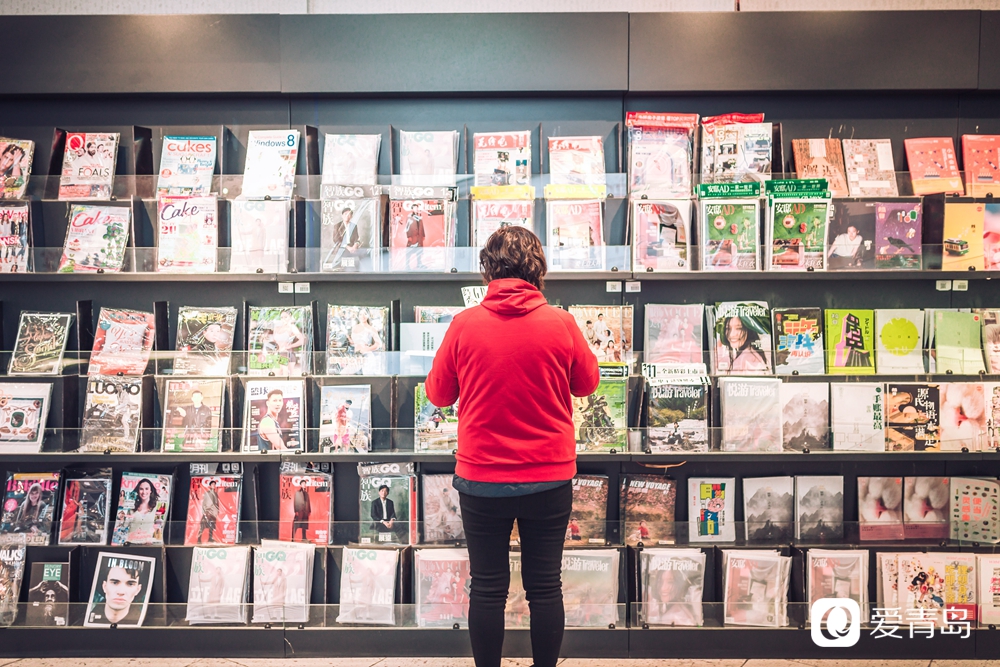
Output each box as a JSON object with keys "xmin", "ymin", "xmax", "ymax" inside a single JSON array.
[
  {"xmin": 543, "ymin": 183, "xmax": 607, "ymax": 200},
  {"xmin": 469, "ymin": 185, "xmax": 535, "ymax": 200}
]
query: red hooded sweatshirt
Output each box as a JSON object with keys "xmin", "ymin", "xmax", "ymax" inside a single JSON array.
[{"xmin": 424, "ymin": 278, "xmax": 600, "ymax": 483}]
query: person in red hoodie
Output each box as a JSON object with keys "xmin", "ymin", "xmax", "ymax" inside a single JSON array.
[{"xmin": 425, "ymin": 226, "xmax": 599, "ymax": 667}]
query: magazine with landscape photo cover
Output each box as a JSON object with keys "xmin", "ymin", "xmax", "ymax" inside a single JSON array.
[
  {"xmin": 742, "ymin": 476, "xmax": 794, "ymax": 542},
  {"xmin": 646, "ymin": 380, "xmax": 709, "ymax": 453},
  {"xmin": 795, "ymin": 475, "xmax": 844, "ymax": 541},
  {"xmin": 779, "ymin": 382, "xmax": 829, "ymax": 451},
  {"xmin": 568, "ymin": 475, "xmax": 608, "ymax": 545},
  {"xmin": 621, "ymin": 474, "xmax": 676, "ymax": 545}
]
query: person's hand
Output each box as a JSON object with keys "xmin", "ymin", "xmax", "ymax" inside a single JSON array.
[{"xmin": 176, "ymin": 407, "xmax": 186, "ymax": 417}]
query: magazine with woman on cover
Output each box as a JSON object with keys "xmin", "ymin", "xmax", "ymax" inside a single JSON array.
[
  {"xmin": 326, "ymin": 306, "xmax": 388, "ymax": 376},
  {"xmin": 247, "ymin": 306, "xmax": 313, "ymax": 376},
  {"xmin": 0, "ymin": 202, "xmax": 29, "ymax": 273},
  {"xmin": 0, "ymin": 471, "xmax": 60, "ymax": 545},
  {"xmin": 640, "ymin": 548, "xmax": 705, "ymax": 626},
  {"xmin": 0, "ymin": 138, "xmax": 34, "ymax": 200},
  {"xmin": 319, "ymin": 385, "xmax": 371, "ymax": 453},
  {"xmin": 414, "ymin": 548, "xmax": 471, "ymax": 627}
]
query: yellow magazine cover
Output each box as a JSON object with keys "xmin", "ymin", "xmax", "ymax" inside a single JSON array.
[{"xmin": 942, "ymin": 203, "xmax": 985, "ymax": 271}]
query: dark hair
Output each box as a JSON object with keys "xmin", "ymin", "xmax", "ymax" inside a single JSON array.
[
  {"xmin": 378, "ymin": 484, "xmax": 389, "ymax": 492},
  {"xmin": 722, "ymin": 316, "xmax": 768, "ymax": 369},
  {"xmin": 133, "ymin": 478, "xmax": 159, "ymax": 513},
  {"xmin": 266, "ymin": 389, "xmax": 284, "ymax": 400},
  {"xmin": 479, "ymin": 226, "xmax": 546, "ymax": 289},
  {"xmin": 2, "ymin": 144, "xmax": 23, "ymax": 158}
]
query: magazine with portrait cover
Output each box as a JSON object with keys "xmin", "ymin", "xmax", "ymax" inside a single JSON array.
[
  {"xmin": 247, "ymin": 306, "xmax": 313, "ymax": 376},
  {"xmin": 185, "ymin": 545, "xmax": 250, "ymax": 625},
  {"xmin": 562, "ymin": 549, "xmax": 620, "ymax": 627},
  {"xmin": 58, "ymin": 471, "xmax": 111, "ymax": 545},
  {"xmin": 842, "ymin": 138, "xmax": 899, "ymax": 198},
  {"xmin": 795, "ymin": 475, "xmax": 844, "ymax": 541},
  {"xmin": 831, "ymin": 383, "xmax": 884, "ymax": 451},
  {"xmin": 858, "ymin": 476, "xmax": 904, "ymax": 541},
  {"xmin": 643, "ymin": 304, "xmax": 704, "ymax": 366},
  {"xmin": 322, "ymin": 133, "xmax": 381, "ymax": 185},
  {"xmin": 278, "ymin": 467, "xmax": 331, "ymax": 545},
  {"xmin": 940, "ymin": 383, "xmax": 987, "ymax": 451},
  {"xmin": 83, "ymin": 551, "xmax": 155, "ymax": 627},
  {"xmin": 8, "ymin": 312, "xmax": 73, "ymax": 375},
  {"xmin": 156, "ymin": 195, "xmax": 218, "ymax": 273},
  {"xmin": 779, "ymin": 382, "xmax": 829, "ymax": 451},
  {"xmin": 241, "ymin": 129, "xmax": 299, "ymax": 200},
  {"xmin": 0, "ymin": 382, "xmax": 52, "ymax": 453},
  {"xmin": 806, "ymin": 549, "xmax": 867, "ymax": 620},
  {"xmin": 336, "ymin": 546, "xmax": 398, "ymax": 625},
  {"xmin": 319, "ymin": 385, "xmax": 371, "ymax": 453},
  {"xmin": 722, "ymin": 549, "xmax": 790, "ymax": 627},
  {"xmin": 874, "ymin": 200, "xmax": 922, "ymax": 270},
  {"xmin": 688, "ymin": 477, "xmax": 736, "ymax": 543},
  {"xmin": 229, "ymin": 198, "xmax": 289, "ymax": 273},
  {"xmin": 422, "ymin": 474, "xmax": 464, "ymax": 543},
  {"xmin": 743, "ymin": 477, "xmax": 794, "ymax": 542},
  {"xmin": 621, "ymin": 474, "xmax": 675, "ymax": 545},
  {"xmin": 251, "ymin": 540, "xmax": 314, "ymax": 623},
  {"xmin": 626, "ymin": 111, "xmax": 698, "ymax": 198},
  {"xmin": 573, "ymin": 365, "xmax": 627, "ymax": 452},
  {"xmin": 473, "ymin": 131, "xmax": 531, "ymax": 186},
  {"xmin": 241, "ymin": 380, "xmax": 305, "ymax": 453},
  {"xmin": 321, "ymin": 195, "xmax": 381, "ymax": 272},
  {"xmin": 58, "ymin": 132, "xmax": 119, "ymax": 200},
  {"xmin": 79, "ymin": 375, "xmax": 143, "ymax": 453},
  {"xmin": 111, "ymin": 472, "xmax": 172, "ymax": 546},
  {"xmin": 950, "ymin": 477, "xmax": 1000, "ymax": 543},
  {"xmin": 545, "ymin": 199, "xmax": 604, "ymax": 271},
  {"xmin": 772, "ymin": 308, "xmax": 824, "ymax": 375},
  {"xmin": 640, "ymin": 548, "xmax": 705, "ymax": 627},
  {"xmin": 767, "ymin": 199, "xmax": 829, "ymax": 271},
  {"xmin": 567, "ymin": 475, "xmax": 608, "ymax": 545},
  {"xmin": 791, "ymin": 138, "xmax": 849, "ymax": 197},
  {"xmin": 875, "ymin": 309, "xmax": 925, "ymax": 374},
  {"xmin": 631, "ymin": 199, "xmax": 691, "ymax": 272},
  {"xmin": 88, "ymin": 308, "xmax": 155, "ymax": 377},
  {"xmin": 57, "ymin": 204, "xmax": 131, "ymax": 273},
  {"xmin": 0, "ymin": 202, "xmax": 29, "ymax": 273},
  {"xmin": 387, "ymin": 197, "xmax": 454, "ymax": 271},
  {"xmin": 0, "ymin": 138, "xmax": 34, "ymax": 200},
  {"xmin": 326, "ymin": 305, "xmax": 389, "ymax": 376},
  {"xmin": 358, "ymin": 461, "xmax": 418, "ymax": 546},
  {"xmin": 156, "ymin": 135, "xmax": 217, "ymax": 197},
  {"xmin": 399, "ymin": 130, "xmax": 459, "ymax": 186},
  {"xmin": 173, "ymin": 306, "xmax": 237, "ymax": 376},
  {"xmin": 708, "ymin": 302, "xmax": 772, "ymax": 375},
  {"xmin": 161, "ymin": 378, "xmax": 225, "ymax": 453},
  {"xmin": 646, "ymin": 378, "xmax": 709, "ymax": 453},
  {"xmin": 826, "ymin": 200, "xmax": 876, "ymax": 270},
  {"xmin": 720, "ymin": 377, "xmax": 781, "ymax": 452},
  {"xmin": 25, "ymin": 561, "xmax": 70, "ymax": 627},
  {"xmin": 472, "ymin": 200, "xmax": 533, "ymax": 247},
  {"xmin": 885, "ymin": 383, "xmax": 940, "ymax": 451},
  {"xmin": 825, "ymin": 309, "xmax": 875, "ymax": 375},
  {"xmin": 904, "ymin": 137, "xmax": 963, "ymax": 195},
  {"xmin": 184, "ymin": 473, "xmax": 242, "ymax": 546},
  {"xmin": 568, "ymin": 306, "xmax": 633, "ymax": 364},
  {"xmin": 903, "ymin": 477, "xmax": 950, "ymax": 539},
  {"xmin": 699, "ymin": 197, "xmax": 760, "ymax": 271},
  {"xmin": 548, "ymin": 136, "xmax": 605, "ymax": 185},
  {"xmin": 415, "ymin": 382, "xmax": 458, "ymax": 451},
  {"xmin": 0, "ymin": 535, "xmax": 26, "ymax": 627},
  {"xmin": 414, "ymin": 548, "xmax": 471, "ymax": 628},
  {"xmin": 0, "ymin": 471, "xmax": 59, "ymax": 545}
]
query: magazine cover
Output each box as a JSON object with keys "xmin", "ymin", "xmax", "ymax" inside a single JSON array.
[
  {"xmin": 723, "ymin": 550, "xmax": 789, "ymax": 627},
  {"xmin": 831, "ymin": 383, "xmax": 884, "ymax": 451},
  {"xmin": 568, "ymin": 475, "xmax": 608, "ymax": 545},
  {"xmin": 858, "ymin": 476, "xmax": 904, "ymax": 540},
  {"xmin": 58, "ymin": 474, "xmax": 111, "ymax": 545},
  {"xmin": 58, "ymin": 132, "xmax": 119, "ymax": 200},
  {"xmin": 935, "ymin": 310, "xmax": 986, "ymax": 375},
  {"xmin": 826, "ymin": 201, "xmax": 876, "ymax": 270},
  {"xmin": 88, "ymin": 308, "xmax": 155, "ymax": 377},
  {"xmin": 58, "ymin": 204, "xmax": 130, "ymax": 273},
  {"xmin": 399, "ymin": 130, "xmax": 459, "ymax": 185},
  {"xmin": 161, "ymin": 378, "xmax": 225, "ymax": 453},
  {"xmin": 875, "ymin": 309, "xmax": 925, "ymax": 373},
  {"xmin": 627, "ymin": 112, "xmax": 697, "ymax": 198},
  {"xmin": 319, "ymin": 385, "xmax": 371, "ymax": 453},
  {"xmin": 874, "ymin": 200, "xmax": 922, "ymax": 269},
  {"xmin": 700, "ymin": 113, "xmax": 765, "ymax": 182},
  {"xmin": 632, "ymin": 199, "xmax": 691, "ymax": 272},
  {"xmin": 963, "ymin": 134, "xmax": 1000, "ymax": 197},
  {"xmin": 986, "ymin": 382, "xmax": 1000, "ymax": 451},
  {"xmin": 156, "ymin": 195, "xmax": 218, "ymax": 272},
  {"xmin": 779, "ymin": 382, "xmax": 829, "ymax": 451},
  {"xmin": 795, "ymin": 475, "xmax": 845, "ymax": 541},
  {"xmin": 326, "ymin": 305, "xmax": 389, "ymax": 376},
  {"xmin": 186, "ymin": 546, "xmax": 250, "ymax": 624},
  {"xmin": 422, "ymin": 474, "xmax": 464, "ymax": 543},
  {"xmin": 700, "ymin": 199, "xmax": 760, "ymax": 271},
  {"xmin": 8, "ymin": 312, "xmax": 73, "ymax": 376},
  {"xmin": 877, "ymin": 552, "xmax": 899, "ymax": 609},
  {"xmin": 0, "ymin": 383, "xmax": 52, "ymax": 453},
  {"xmin": 0, "ymin": 472, "xmax": 59, "ymax": 545},
  {"xmin": 562, "ymin": 549, "xmax": 620, "ymax": 627},
  {"xmin": 184, "ymin": 474, "xmax": 242, "ymax": 546},
  {"xmin": 807, "ymin": 550, "xmax": 867, "ymax": 618},
  {"xmin": 321, "ymin": 197, "xmax": 380, "ymax": 272},
  {"xmin": 688, "ymin": 477, "xmax": 736, "ymax": 543},
  {"xmin": 0, "ymin": 202, "xmax": 29, "ymax": 273},
  {"xmin": 898, "ymin": 553, "xmax": 949, "ymax": 626},
  {"xmin": 25, "ymin": 562, "xmax": 70, "ymax": 627},
  {"xmin": 903, "ymin": 477, "xmax": 950, "ymax": 539},
  {"xmin": 842, "ymin": 138, "xmax": 899, "ymax": 197},
  {"xmin": 359, "ymin": 462, "xmax": 417, "ymax": 545},
  {"xmin": 983, "ymin": 311, "xmax": 1000, "ymax": 375},
  {"xmin": 322, "ymin": 133, "xmax": 381, "ymax": 185},
  {"xmin": 709, "ymin": 301, "xmax": 772, "ymax": 375},
  {"xmin": 792, "ymin": 138, "xmax": 849, "ymax": 197},
  {"xmin": 548, "ymin": 136, "xmax": 605, "ymax": 185},
  {"xmin": 278, "ymin": 470, "xmax": 331, "ymax": 545},
  {"xmin": 414, "ymin": 548, "xmax": 471, "ymax": 628},
  {"xmin": 733, "ymin": 122, "xmax": 773, "ymax": 182},
  {"xmin": 0, "ymin": 534, "xmax": 26, "ymax": 626},
  {"xmin": 472, "ymin": 200, "xmax": 533, "ymax": 247},
  {"xmin": 568, "ymin": 306, "xmax": 633, "ymax": 364},
  {"xmin": 111, "ymin": 472, "xmax": 172, "ymax": 546},
  {"xmin": 768, "ymin": 199, "xmax": 829, "ymax": 270},
  {"xmin": 473, "ymin": 131, "xmax": 530, "ymax": 186},
  {"xmin": 622, "ymin": 475, "xmax": 676, "ymax": 545},
  {"xmin": 950, "ymin": 477, "xmax": 1000, "ymax": 543},
  {"xmin": 157, "ymin": 135, "xmax": 217, "ymax": 197},
  {"xmin": 720, "ymin": 378, "xmax": 781, "ymax": 452},
  {"xmin": 0, "ymin": 138, "xmax": 34, "ymax": 200},
  {"xmin": 546, "ymin": 199, "xmax": 604, "ymax": 271},
  {"xmin": 247, "ymin": 306, "xmax": 313, "ymax": 376},
  {"xmin": 904, "ymin": 137, "xmax": 963, "ymax": 195},
  {"xmin": 251, "ymin": 541, "xmax": 313, "ymax": 623},
  {"xmin": 986, "ymin": 203, "xmax": 1000, "ymax": 271},
  {"xmin": 241, "ymin": 129, "xmax": 299, "ymax": 199},
  {"xmin": 414, "ymin": 306, "xmax": 465, "ymax": 323},
  {"xmin": 643, "ymin": 304, "xmax": 704, "ymax": 365},
  {"xmin": 415, "ymin": 382, "xmax": 458, "ymax": 451},
  {"xmin": 743, "ymin": 476, "xmax": 794, "ymax": 542},
  {"xmin": 981, "ymin": 554, "xmax": 1000, "ymax": 624},
  {"xmin": 640, "ymin": 549, "xmax": 705, "ymax": 627},
  {"xmin": 241, "ymin": 380, "xmax": 305, "ymax": 453},
  {"xmin": 173, "ymin": 306, "xmax": 237, "ymax": 376},
  {"xmin": 939, "ymin": 383, "xmax": 987, "ymax": 451},
  {"xmin": 942, "ymin": 202, "xmax": 986, "ymax": 271},
  {"xmin": 79, "ymin": 376, "xmax": 143, "ymax": 453},
  {"xmin": 885, "ymin": 383, "xmax": 941, "ymax": 451},
  {"xmin": 573, "ymin": 369, "xmax": 627, "ymax": 452},
  {"xmin": 229, "ymin": 198, "xmax": 289, "ymax": 273},
  {"xmin": 84, "ymin": 552, "xmax": 155, "ymax": 628},
  {"xmin": 387, "ymin": 198, "xmax": 452, "ymax": 271},
  {"xmin": 646, "ymin": 379, "xmax": 709, "ymax": 453},
  {"xmin": 772, "ymin": 308, "xmax": 824, "ymax": 374},
  {"xmin": 336, "ymin": 547, "xmax": 398, "ymax": 625},
  {"xmin": 825, "ymin": 309, "xmax": 875, "ymax": 375}
]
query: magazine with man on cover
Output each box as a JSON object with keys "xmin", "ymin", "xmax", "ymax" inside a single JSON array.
[
  {"xmin": 8, "ymin": 312, "xmax": 73, "ymax": 376},
  {"xmin": 161, "ymin": 378, "xmax": 225, "ymax": 453},
  {"xmin": 186, "ymin": 545, "xmax": 250, "ymax": 624},
  {"xmin": 319, "ymin": 385, "xmax": 371, "ymax": 453},
  {"xmin": 336, "ymin": 547, "xmax": 399, "ymax": 625},
  {"xmin": 84, "ymin": 552, "xmax": 155, "ymax": 627},
  {"xmin": 79, "ymin": 376, "xmax": 143, "ymax": 453},
  {"xmin": 278, "ymin": 469, "xmax": 331, "ymax": 545},
  {"xmin": 321, "ymin": 197, "xmax": 380, "ymax": 272},
  {"xmin": 0, "ymin": 471, "xmax": 60, "ymax": 545},
  {"xmin": 184, "ymin": 474, "xmax": 242, "ymax": 546},
  {"xmin": 25, "ymin": 562, "xmax": 70, "ymax": 627},
  {"xmin": 322, "ymin": 133, "xmax": 381, "ymax": 185},
  {"xmin": 173, "ymin": 306, "xmax": 237, "ymax": 376},
  {"xmin": 0, "ymin": 382, "xmax": 52, "ymax": 453},
  {"xmin": 251, "ymin": 540, "xmax": 313, "ymax": 624},
  {"xmin": 359, "ymin": 462, "xmax": 417, "ymax": 545},
  {"xmin": 387, "ymin": 198, "xmax": 453, "ymax": 271}
]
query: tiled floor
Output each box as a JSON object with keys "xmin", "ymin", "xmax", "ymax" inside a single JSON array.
[{"xmin": 0, "ymin": 660, "xmax": 997, "ymax": 667}]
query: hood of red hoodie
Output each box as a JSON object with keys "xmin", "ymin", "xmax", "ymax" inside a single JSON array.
[{"xmin": 480, "ymin": 278, "xmax": 548, "ymax": 316}]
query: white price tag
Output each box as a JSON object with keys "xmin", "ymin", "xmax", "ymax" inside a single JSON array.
[
  {"xmin": 625, "ymin": 281, "xmax": 641, "ymax": 293},
  {"xmin": 606, "ymin": 281, "xmax": 622, "ymax": 293},
  {"xmin": 641, "ymin": 363, "xmax": 708, "ymax": 379},
  {"xmin": 278, "ymin": 282, "xmax": 294, "ymax": 294},
  {"xmin": 294, "ymin": 282, "xmax": 311, "ymax": 293},
  {"xmin": 953, "ymin": 280, "xmax": 969, "ymax": 292},
  {"xmin": 936, "ymin": 280, "xmax": 952, "ymax": 292}
]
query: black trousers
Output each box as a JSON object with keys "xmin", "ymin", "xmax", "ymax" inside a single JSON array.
[{"xmin": 459, "ymin": 482, "xmax": 572, "ymax": 667}]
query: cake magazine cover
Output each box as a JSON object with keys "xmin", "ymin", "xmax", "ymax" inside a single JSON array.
[
  {"xmin": 184, "ymin": 474, "xmax": 242, "ymax": 546},
  {"xmin": 156, "ymin": 135, "xmax": 216, "ymax": 197},
  {"xmin": 111, "ymin": 472, "xmax": 172, "ymax": 546},
  {"xmin": 173, "ymin": 306, "xmax": 237, "ymax": 376},
  {"xmin": 161, "ymin": 378, "xmax": 225, "ymax": 453},
  {"xmin": 242, "ymin": 380, "xmax": 304, "ymax": 453},
  {"xmin": 8, "ymin": 312, "xmax": 73, "ymax": 376},
  {"xmin": 326, "ymin": 305, "xmax": 389, "ymax": 376},
  {"xmin": 58, "ymin": 204, "xmax": 130, "ymax": 273},
  {"xmin": 156, "ymin": 195, "xmax": 218, "ymax": 273},
  {"xmin": 58, "ymin": 473, "xmax": 111, "ymax": 545},
  {"xmin": 0, "ymin": 472, "xmax": 59, "ymax": 545},
  {"xmin": 88, "ymin": 308, "xmax": 155, "ymax": 377}
]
